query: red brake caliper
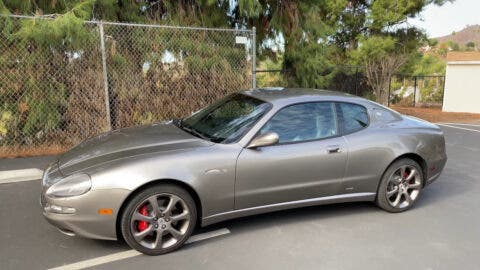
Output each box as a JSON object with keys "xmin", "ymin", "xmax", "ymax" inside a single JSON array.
[
  {"xmin": 403, "ymin": 171, "xmax": 410, "ymax": 183},
  {"xmin": 137, "ymin": 205, "xmax": 149, "ymax": 232}
]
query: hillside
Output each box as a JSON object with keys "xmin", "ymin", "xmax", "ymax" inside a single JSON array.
[{"xmin": 435, "ymin": 25, "xmax": 480, "ymax": 45}]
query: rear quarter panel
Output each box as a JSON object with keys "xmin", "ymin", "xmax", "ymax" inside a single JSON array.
[{"xmin": 341, "ymin": 117, "xmax": 446, "ymax": 194}]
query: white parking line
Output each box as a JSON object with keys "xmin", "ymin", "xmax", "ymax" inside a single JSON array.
[
  {"xmin": 437, "ymin": 123, "xmax": 480, "ymax": 133},
  {"xmin": 48, "ymin": 250, "xmax": 141, "ymax": 270},
  {"xmin": 48, "ymin": 228, "xmax": 231, "ymax": 270},
  {"xmin": 0, "ymin": 168, "xmax": 43, "ymax": 184},
  {"xmin": 438, "ymin": 122, "xmax": 480, "ymax": 127},
  {"xmin": 185, "ymin": 227, "xmax": 230, "ymax": 244}
]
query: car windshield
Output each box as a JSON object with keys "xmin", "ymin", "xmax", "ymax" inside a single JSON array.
[{"xmin": 174, "ymin": 93, "xmax": 271, "ymax": 143}]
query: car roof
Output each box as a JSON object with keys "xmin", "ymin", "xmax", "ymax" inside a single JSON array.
[{"xmin": 242, "ymin": 87, "xmax": 368, "ymax": 106}]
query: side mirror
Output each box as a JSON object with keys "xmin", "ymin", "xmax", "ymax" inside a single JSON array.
[{"xmin": 247, "ymin": 132, "xmax": 279, "ymax": 149}]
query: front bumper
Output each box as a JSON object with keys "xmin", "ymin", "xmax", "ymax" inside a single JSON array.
[{"xmin": 41, "ymin": 188, "xmax": 130, "ymax": 240}]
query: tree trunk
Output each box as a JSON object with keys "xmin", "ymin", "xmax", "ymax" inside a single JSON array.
[{"xmin": 365, "ymin": 54, "xmax": 407, "ymax": 105}]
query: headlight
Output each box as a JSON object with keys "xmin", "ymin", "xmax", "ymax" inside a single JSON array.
[
  {"xmin": 46, "ymin": 173, "xmax": 92, "ymax": 198},
  {"xmin": 42, "ymin": 168, "xmax": 52, "ymax": 186},
  {"xmin": 42, "ymin": 162, "xmax": 62, "ymax": 187}
]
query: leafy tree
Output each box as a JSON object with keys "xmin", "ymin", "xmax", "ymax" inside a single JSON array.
[
  {"xmin": 0, "ymin": 0, "xmax": 246, "ymax": 148},
  {"xmin": 230, "ymin": 0, "xmax": 343, "ymax": 87},
  {"xmin": 1, "ymin": 0, "xmax": 454, "ymax": 97},
  {"xmin": 233, "ymin": 0, "xmax": 452, "ymax": 90},
  {"xmin": 413, "ymin": 54, "xmax": 446, "ymax": 76},
  {"xmin": 256, "ymin": 56, "xmax": 286, "ymax": 87},
  {"xmin": 437, "ymin": 42, "xmax": 450, "ymax": 57},
  {"xmin": 466, "ymin": 41, "xmax": 476, "ymax": 51},
  {"xmin": 428, "ymin": 38, "xmax": 439, "ymax": 47},
  {"xmin": 351, "ymin": 36, "xmax": 408, "ymax": 104},
  {"xmin": 448, "ymin": 40, "xmax": 460, "ymax": 51}
]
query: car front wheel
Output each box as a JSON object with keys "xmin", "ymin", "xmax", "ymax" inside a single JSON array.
[
  {"xmin": 376, "ymin": 158, "xmax": 424, "ymax": 212},
  {"xmin": 121, "ymin": 184, "xmax": 197, "ymax": 255}
]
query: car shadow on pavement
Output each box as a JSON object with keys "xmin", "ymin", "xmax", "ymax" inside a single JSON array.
[
  {"xmin": 201, "ymin": 201, "xmax": 376, "ymax": 237},
  {"xmin": 88, "ymin": 238, "xmax": 130, "ymax": 250},
  {"xmin": 415, "ymin": 167, "xmax": 474, "ymax": 208},
  {"xmin": 192, "ymin": 166, "xmax": 473, "ymax": 245},
  {"xmin": 38, "ymin": 164, "xmax": 475, "ymax": 256}
]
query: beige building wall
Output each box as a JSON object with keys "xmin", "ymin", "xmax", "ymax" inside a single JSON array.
[{"xmin": 443, "ymin": 62, "xmax": 480, "ymax": 114}]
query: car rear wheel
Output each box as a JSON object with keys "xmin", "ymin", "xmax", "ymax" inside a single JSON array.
[
  {"xmin": 121, "ymin": 184, "xmax": 197, "ymax": 255},
  {"xmin": 376, "ymin": 158, "xmax": 424, "ymax": 213}
]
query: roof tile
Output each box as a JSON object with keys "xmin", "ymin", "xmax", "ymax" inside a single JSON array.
[{"xmin": 447, "ymin": 51, "xmax": 480, "ymax": 62}]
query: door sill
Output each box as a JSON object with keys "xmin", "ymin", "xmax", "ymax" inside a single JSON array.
[{"xmin": 201, "ymin": 192, "xmax": 376, "ymax": 226}]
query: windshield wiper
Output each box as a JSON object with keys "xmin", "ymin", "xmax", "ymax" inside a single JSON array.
[{"xmin": 174, "ymin": 119, "xmax": 213, "ymax": 142}]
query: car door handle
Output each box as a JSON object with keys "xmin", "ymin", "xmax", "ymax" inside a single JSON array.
[{"xmin": 327, "ymin": 145, "xmax": 341, "ymax": 154}]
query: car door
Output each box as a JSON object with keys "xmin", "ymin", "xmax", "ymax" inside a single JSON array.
[
  {"xmin": 235, "ymin": 101, "xmax": 348, "ymax": 209},
  {"xmin": 337, "ymin": 103, "xmax": 390, "ymax": 194}
]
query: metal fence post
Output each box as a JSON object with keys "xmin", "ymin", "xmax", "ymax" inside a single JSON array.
[
  {"xmin": 413, "ymin": 76, "xmax": 417, "ymax": 107},
  {"xmin": 354, "ymin": 66, "xmax": 359, "ymax": 96},
  {"xmin": 387, "ymin": 75, "xmax": 392, "ymax": 107},
  {"xmin": 99, "ymin": 21, "xmax": 112, "ymax": 131},
  {"xmin": 251, "ymin": 27, "xmax": 256, "ymax": 89},
  {"xmin": 441, "ymin": 75, "xmax": 446, "ymax": 108}
]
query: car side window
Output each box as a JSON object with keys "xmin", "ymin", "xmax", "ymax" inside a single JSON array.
[
  {"xmin": 336, "ymin": 102, "xmax": 369, "ymax": 134},
  {"xmin": 260, "ymin": 102, "xmax": 338, "ymax": 144},
  {"xmin": 371, "ymin": 108, "xmax": 401, "ymax": 123}
]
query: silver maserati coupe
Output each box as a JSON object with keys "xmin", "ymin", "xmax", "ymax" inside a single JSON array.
[{"xmin": 41, "ymin": 88, "xmax": 447, "ymax": 255}]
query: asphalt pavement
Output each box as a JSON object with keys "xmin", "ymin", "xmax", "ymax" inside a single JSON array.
[
  {"xmin": 0, "ymin": 123, "xmax": 479, "ymax": 270},
  {"xmin": 0, "ymin": 155, "xmax": 56, "ymax": 171}
]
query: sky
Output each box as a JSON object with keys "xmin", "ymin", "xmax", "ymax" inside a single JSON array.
[{"xmin": 409, "ymin": 0, "xmax": 480, "ymax": 38}]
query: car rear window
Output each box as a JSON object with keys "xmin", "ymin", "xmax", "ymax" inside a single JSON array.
[
  {"xmin": 371, "ymin": 108, "xmax": 402, "ymax": 123},
  {"xmin": 336, "ymin": 102, "xmax": 369, "ymax": 134}
]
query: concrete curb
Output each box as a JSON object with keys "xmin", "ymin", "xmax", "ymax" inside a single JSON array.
[{"xmin": 0, "ymin": 168, "xmax": 43, "ymax": 184}]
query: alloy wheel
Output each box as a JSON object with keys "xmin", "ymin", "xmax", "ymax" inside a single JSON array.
[
  {"xmin": 386, "ymin": 165, "xmax": 422, "ymax": 209},
  {"xmin": 130, "ymin": 193, "xmax": 191, "ymax": 250}
]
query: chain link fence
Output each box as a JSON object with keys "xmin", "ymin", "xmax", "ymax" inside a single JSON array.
[
  {"xmin": 0, "ymin": 15, "xmax": 255, "ymax": 157},
  {"xmin": 256, "ymin": 66, "xmax": 372, "ymax": 98},
  {"xmin": 388, "ymin": 75, "xmax": 445, "ymax": 107},
  {"xmin": 256, "ymin": 68, "xmax": 445, "ymax": 109}
]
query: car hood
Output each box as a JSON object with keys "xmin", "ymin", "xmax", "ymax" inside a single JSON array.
[{"xmin": 58, "ymin": 122, "xmax": 212, "ymax": 174}]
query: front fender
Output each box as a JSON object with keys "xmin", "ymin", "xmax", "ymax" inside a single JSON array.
[{"xmin": 83, "ymin": 144, "xmax": 242, "ymax": 219}]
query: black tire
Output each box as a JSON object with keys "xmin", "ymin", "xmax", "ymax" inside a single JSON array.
[
  {"xmin": 376, "ymin": 158, "xmax": 424, "ymax": 213},
  {"xmin": 121, "ymin": 184, "xmax": 197, "ymax": 255}
]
